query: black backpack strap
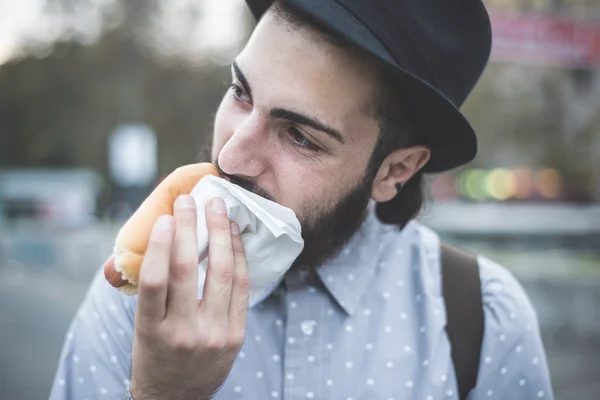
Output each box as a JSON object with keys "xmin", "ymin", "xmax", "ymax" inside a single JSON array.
[{"xmin": 441, "ymin": 242, "xmax": 485, "ymax": 400}]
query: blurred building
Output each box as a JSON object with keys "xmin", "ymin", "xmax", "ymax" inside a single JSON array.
[{"xmin": 0, "ymin": 169, "xmax": 102, "ymax": 227}]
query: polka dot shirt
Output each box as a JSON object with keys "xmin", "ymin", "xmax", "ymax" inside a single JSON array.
[{"xmin": 49, "ymin": 206, "xmax": 554, "ymax": 400}]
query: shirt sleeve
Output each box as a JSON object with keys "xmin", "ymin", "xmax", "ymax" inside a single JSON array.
[
  {"xmin": 49, "ymin": 267, "xmax": 137, "ymax": 400},
  {"xmin": 467, "ymin": 256, "xmax": 554, "ymax": 400}
]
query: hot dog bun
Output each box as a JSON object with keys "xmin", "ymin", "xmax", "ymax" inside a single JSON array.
[{"xmin": 104, "ymin": 163, "xmax": 220, "ymax": 294}]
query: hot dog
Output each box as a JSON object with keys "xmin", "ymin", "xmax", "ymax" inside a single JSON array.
[{"xmin": 103, "ymin": 163, "xmax": 220, "ymax": 294}]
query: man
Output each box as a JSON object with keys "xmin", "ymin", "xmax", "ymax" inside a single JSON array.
[{"xmin": 50, "ymin": 1, "xmax": 554, "ymax": 399}]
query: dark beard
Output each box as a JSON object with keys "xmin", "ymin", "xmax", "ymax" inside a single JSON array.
[
  {"xmin": 212, "ymin": 158, "xmax": 375, "ymax": 271},
  {"xmin": 290, "ymin": 176, "xmax": 373, "ymax": 270}
]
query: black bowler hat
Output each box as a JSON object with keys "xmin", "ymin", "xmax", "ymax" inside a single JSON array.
[{"xmin": 245, "ymin": 0, "xmax": 492, "ymax": 173}]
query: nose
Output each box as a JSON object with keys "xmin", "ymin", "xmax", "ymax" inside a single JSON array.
[{"xmin": 217, "ymin": 111, "xmax": 270, "ymax": 180}]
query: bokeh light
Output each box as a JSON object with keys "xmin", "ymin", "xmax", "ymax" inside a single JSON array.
[
  {"xmin": 513, "ymin": 168, "xmax": 534, "ymax": 199},
  {"xmin": 431, "ymin": 174, "xmax": 458, "ymax": 202},
  {"xmin": 536, "ymin": 168, "xmax": 562, "ymax": 199},
  {"xmin": 485, "ymin": 168, "xmax": 517, "ymax": 200},
  {"xmin": 464, "ymin": 169, "xmax": 488, "ymax": 201}
]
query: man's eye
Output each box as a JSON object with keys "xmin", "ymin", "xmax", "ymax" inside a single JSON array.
[
  {"xmin": 288, "ymin": 127, "xmax": 321, "ymax": 153},
  {"xmin": 229, "ymin": 84, "xmax": 251, "ymax": 103}
]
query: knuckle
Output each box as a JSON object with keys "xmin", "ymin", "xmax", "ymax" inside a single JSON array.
[
  {"xmin": 202, "ymin": 333, "xmax": 227, "ymax": 351},
  {"xmin": 214, "ymin": 264, "xmax": 234, "ymax": 284},
  {"xmin": 233, "ymin": 240, "xmax": 246, "ymax": 256},
  {"xmin": 234, "ymin": 274, "xmax": 250, "ymax": 292},
  {"xmin": 139, "ymin": 277, "xmax": 165, "ymax": 294},
  {"xmin": 171, "ymin": 258, "xmax": 195, "ymax": 277},
  {"xmin": 170, "ymin": 329, "xmax": 198, "ymax": 352}
]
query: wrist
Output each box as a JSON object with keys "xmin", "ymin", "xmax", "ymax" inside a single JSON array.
[{"xmin": 129, "ymin": 379, "xmax": 213, "ymax": 400}]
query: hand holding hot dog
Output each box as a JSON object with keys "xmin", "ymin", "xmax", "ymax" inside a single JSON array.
[
  {"xmin": 129, "ymin": 195, "xmax": 250, "ymax": 400},
  {"xmin": 104, "ymin": 163, "xmax": 220, "ymax": 294}
]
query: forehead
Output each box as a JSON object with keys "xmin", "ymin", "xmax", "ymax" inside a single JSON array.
[{"xmin": 235, "ymin": 11, "xmax": 380, "ymax": 140}]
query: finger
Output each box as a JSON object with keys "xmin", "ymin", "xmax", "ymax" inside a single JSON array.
[
  {"xmin": 199, "ymin": 197, "xmax": 234, "ymax": 326},
  {"xmin": 166, "ymin": 195, "xmax": 199, "ymax": 321},
  {"xmin": 227, "ymin": 222, "xmax": 250, "ymax": 341},
  {"xmin": 136, "ymin": 214, "xmax": 175, "ymax": 326}
]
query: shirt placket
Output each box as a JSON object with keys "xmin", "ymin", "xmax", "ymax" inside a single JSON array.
[{"xmin": 283, "ymin": 267, "xmax": 323, "ymax": 400}]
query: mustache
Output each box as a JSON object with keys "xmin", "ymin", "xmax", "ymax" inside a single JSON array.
[{"xmin": 214, "ymin": 160, "xmax": 275, "ymax": 202}]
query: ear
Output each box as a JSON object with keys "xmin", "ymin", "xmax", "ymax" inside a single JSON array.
[{"xmin": 370, "ymin": 146, "xmax": 431, "ymax": 202}]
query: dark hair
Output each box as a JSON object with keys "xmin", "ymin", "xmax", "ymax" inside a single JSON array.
[{"xmin": 270, "ymin": 1, "xmax": 426, "ymax": 228}]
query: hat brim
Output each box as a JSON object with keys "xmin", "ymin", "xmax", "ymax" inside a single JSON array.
[{"xmin": 246, "ymin": 0, "xmax": 477, "ymax": 173}]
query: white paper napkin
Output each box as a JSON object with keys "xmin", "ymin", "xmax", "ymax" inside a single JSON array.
[{"xmin": 189, "ymin": 175, "xmax": 304, "ymax": 304}]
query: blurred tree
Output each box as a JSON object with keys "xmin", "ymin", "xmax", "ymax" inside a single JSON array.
[
  {"xmin": 0, "ymin": 0, "xmax": 245, "ymax": 213},
  {"xmin": 0, "ymin": 33, "xmax": 230, "ymax": 171}
]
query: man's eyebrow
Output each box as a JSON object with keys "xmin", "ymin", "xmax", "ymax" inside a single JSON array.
[
  {"xmin": 232, "ymin": 60, "xmax": 252, "ymax": 99},
  {"xmin": 271, "ymin": 108, "xmax": 346, "ymax": 145}
]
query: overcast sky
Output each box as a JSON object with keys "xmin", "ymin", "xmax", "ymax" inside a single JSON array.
[{"xmin": 0, "ymin": 0, "xmax": 248, "ymax": 65}]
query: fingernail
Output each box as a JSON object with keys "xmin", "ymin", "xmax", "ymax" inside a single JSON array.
[
  {"xmin": 231, "ymin": 222, "xmax": 240, "ymax": 235},
  {"xmin": 211, "ymin": 197, "xmax": 226, "ymax": 214},
  {"xmin": 176, "ymin": 195, "xmax": 195, "ymax": 209},
  {"xmin": 156, "ymin": 214, "xmax": 173, "ymax": 230}
]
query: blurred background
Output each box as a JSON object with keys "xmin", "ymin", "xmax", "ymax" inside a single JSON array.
[{"xmin": 0, "ymin": 0, "xmax": 598, "ymax": 399}]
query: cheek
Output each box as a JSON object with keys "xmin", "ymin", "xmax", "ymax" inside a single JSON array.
[
  {"xmin": 278, "ymin": 169, "xmax": 349, "ymax": 222},
  {"xmin": 212, "ymin": 96, "xmax": 237, "ymax": 157},
  {"xmin": 269, "ymin": 167, "xmax": 314, "ymax": 218}
]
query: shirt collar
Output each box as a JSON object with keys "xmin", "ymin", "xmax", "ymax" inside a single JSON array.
[
  {"xmin": 315, "ymin": 201, "xmax": 387, "ymax": 315},
  {"xmin": 249, "ymin": 201, "xmax": 392, "ymax": 313}
]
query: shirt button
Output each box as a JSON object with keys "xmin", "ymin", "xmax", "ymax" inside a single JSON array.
[
  {"xmin": 301, "ymin": 320, "xmax": 317, "ymax": 336},
  {"xmin": 298, "ymin": 267, "xmax": 310, "ymax": 280}
]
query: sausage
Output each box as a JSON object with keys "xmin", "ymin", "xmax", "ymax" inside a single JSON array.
[{"xmin": 103, "ymin": 255, "xmax": 128, "ymax": 288}]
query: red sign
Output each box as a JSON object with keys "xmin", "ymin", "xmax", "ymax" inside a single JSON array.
[{"xmin": 489, "ymin": 12, "xmax": 600, "ymax": 68}]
